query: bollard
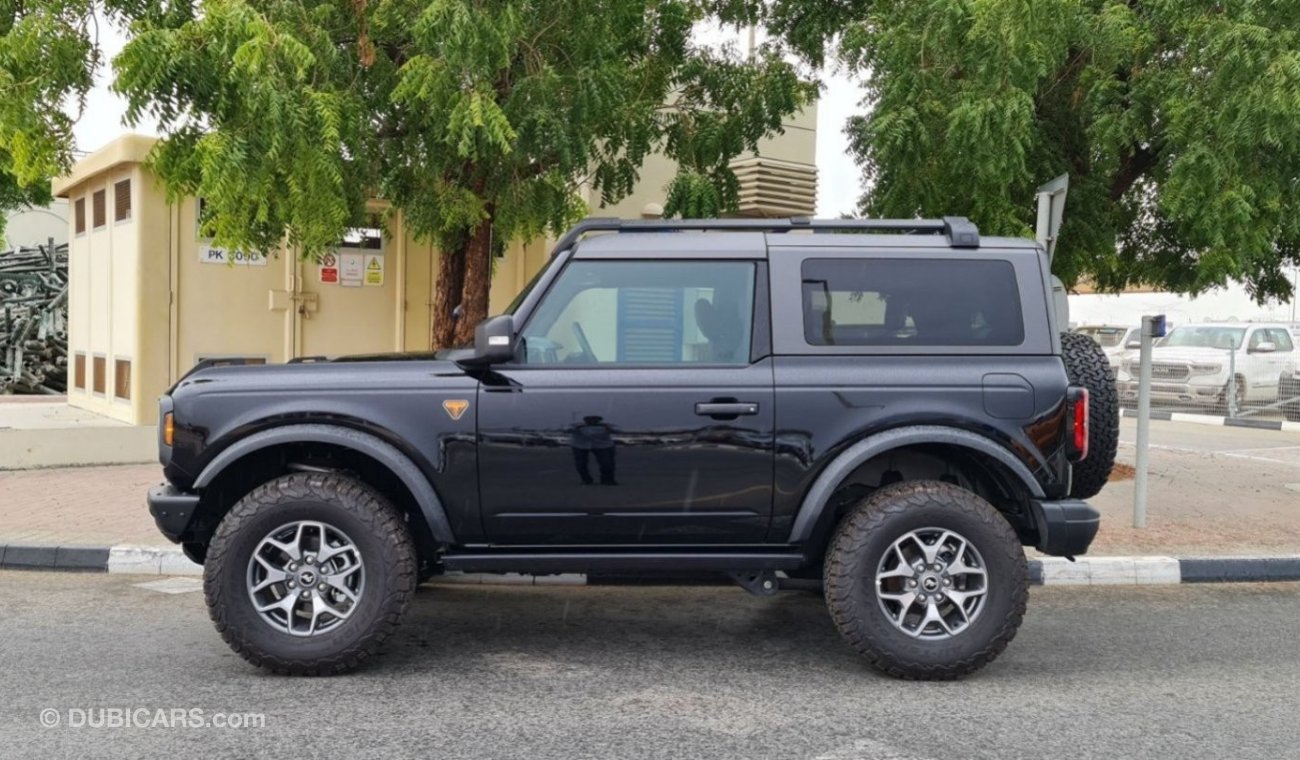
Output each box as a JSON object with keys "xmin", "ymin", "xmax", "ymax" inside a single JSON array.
[{"xmin": 1133, "ymin": 313, "xmax": 1166, "ymax": 529}]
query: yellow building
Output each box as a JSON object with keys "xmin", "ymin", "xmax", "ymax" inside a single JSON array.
[{"xmin": 52, "ymin": 109, "xmax": 817, "ymax": 424}]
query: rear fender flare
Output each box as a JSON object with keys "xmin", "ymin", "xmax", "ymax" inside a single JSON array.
[{"xmin": 786, "ymin": 425, "xmax": 1045, "ymax": 544}]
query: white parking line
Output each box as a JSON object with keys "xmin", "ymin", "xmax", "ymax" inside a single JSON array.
[{"xmin": 1118, "ymin": 440, "xmax": 1300, "ymax": 466}]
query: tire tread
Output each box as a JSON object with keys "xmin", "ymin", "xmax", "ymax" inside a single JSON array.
[
  {"xmin": 823, "ymin": 480, "xmax": 1028, "ymax": 680},
  {"xmin": 203, "ymin": 472, "xmax": 416, "ymax": 676}
]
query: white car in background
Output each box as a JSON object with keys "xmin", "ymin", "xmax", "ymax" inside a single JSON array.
[
  {"xmin": 1075, "ymin": 325, "xmax": 1140, "ymax": 377},
  {"xmin": 1118, "ymin": 323, "xmax": 1297, "ymax": 407}
]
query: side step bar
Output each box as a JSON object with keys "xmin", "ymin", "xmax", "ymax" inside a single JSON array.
[{"xmin": 441, "ymin": 551, "xmax": 807, "ymax": 575}]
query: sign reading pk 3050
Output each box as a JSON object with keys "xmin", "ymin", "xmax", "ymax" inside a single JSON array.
[{"xmin": 198, "ymin": 245, "xmax": 267, "ymax": 267}]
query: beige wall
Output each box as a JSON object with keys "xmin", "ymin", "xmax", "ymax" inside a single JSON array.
[{"xmin": 60, "ymin": 162, "xmax": 165, "ymax": 424}]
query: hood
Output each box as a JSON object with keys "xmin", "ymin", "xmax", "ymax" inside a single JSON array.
[
  {"xmin": 173, "ymin": 355, "xmax": 470, "ymax": 397},
  {"xmin": 1148, "ymin": 346, "xmax": 1234, "ymax": 364}
]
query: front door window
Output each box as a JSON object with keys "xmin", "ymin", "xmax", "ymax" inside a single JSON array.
[{"xmin": 519, "ymin": 261, "xmax": 756, "ymax": 365}]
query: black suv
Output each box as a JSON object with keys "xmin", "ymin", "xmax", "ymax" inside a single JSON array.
[{"xmin": 148, "ymin": 217, "xmax": 1116, "ymax": 680}]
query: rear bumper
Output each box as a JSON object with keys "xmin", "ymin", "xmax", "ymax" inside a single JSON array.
[
  {"xmin": 1032, "ymin": 499, "xmax": 1100, "ymax": 557},
  {"xmin": 147, "ymin": 484, "xmax": 200, "ymax": 544}
]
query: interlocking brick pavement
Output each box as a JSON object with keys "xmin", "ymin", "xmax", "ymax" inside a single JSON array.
[
  {"xmin": 1, "ymin": 417, "xmax": 1297, "ymax": 555},
  {"xmin": 0, "ymin": 464, "xmax": 162, "ymax": 546}
]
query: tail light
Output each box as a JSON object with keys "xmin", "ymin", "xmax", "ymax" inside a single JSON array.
[{"xmin": 1070, "ymin": 388, "xmax": 1089, "ymax": 462}]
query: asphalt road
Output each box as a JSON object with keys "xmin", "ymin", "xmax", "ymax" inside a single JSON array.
[{"xmin": 2, "ymin": 571, "xmax": 1299, "ymax": 759}]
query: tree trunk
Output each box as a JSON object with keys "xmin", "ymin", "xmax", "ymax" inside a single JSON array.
[
  {"xmin": 451, "ymin": 215, "xmax": 495, "ymax": 347},
  {"xmin": 430, "ymin": 238, "xmax": 465, "ymax": 349}
]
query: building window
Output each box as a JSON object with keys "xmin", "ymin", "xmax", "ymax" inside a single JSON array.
[
  {"xmin": 92, "ymin": 356, "xmax": 106, "ymax": 395},
  {"xmin": 75, "ymin": 199, "xmax": 86, "ymax": 235},
  {"xmin": 114, "ymin": 180, "xmax": 132, "ymax": 222},
  {"xmin": 74, "ymin": 353, "xmax": 86, "ymax": 390},
  {"xmin": 114, "ymin": 359, "xmax": 131, "ymax": 400},
  {"xmin": 92, "ymin": 190, "xmax": 107, "ymax": 229},
  {"xmin": 196, "ymin": 198, "xmax": 210, "ymax": 238}
]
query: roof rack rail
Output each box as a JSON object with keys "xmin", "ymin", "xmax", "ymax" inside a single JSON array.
[{"xmin": 548, "ymin": 215, "xmax": 981, "ymax": 254}]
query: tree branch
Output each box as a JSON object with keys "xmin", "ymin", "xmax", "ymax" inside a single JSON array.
[{"xmin": 1110, "ymin": 143, "xmax": 1161, "ymax": 201}]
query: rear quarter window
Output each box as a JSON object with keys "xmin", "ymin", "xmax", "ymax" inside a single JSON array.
[{"xmin": 801, "ymin": 258, "xmax": 1025, "ymax": 347}]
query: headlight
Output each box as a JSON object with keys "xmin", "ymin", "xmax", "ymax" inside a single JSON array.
[{"xmin": 1190, "ymin": 363, "xmax": 1222, "ymax": 374}]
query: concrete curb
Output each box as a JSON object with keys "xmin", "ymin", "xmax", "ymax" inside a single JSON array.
[
  {"xmin": 3, "ymin": 544, "xmax": 1300, "ymax": 585},
  {"xmin": 1120, "ymin": 407, "xmax": 1300, "ymax": 432}
]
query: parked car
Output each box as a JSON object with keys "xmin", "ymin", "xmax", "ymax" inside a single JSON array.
[
  {"xmin": 1075, "ymin": 325, "xmax": 1140, "ymax": 377},
  {"xmin": 1118, "ymin": 323, "xmax": 1297, "ymax": 407},
  {"xmin": 147, "ymin": 216, "xmax": 1117, "ymax": 681}
]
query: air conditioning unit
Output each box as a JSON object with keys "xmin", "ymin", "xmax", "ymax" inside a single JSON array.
[{"xmin": 729, "ymin": 156, "xmax": 818, "ymax": 218}]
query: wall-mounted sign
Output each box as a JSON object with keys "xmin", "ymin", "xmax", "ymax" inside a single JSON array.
[
  {"xmin": 319, "ymin": 253, "xmax": 339, "ymax": 283},
  {"xmin": 199, "ymin": 244, "xmax": 267, "ymax": 266},
  {"xmin": 340, "ymin": 252, "xmax": 364, "ymax": 287},
  {"xmin": 364, "ymin": 254, "xmax": 384, "ymax": 286}
]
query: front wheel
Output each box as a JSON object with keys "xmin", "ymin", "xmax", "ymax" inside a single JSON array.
[
  {"xmin": 203, "ymin": 472, "xmax": 417, "ymax": 675},
  {"xmin": 823, "ymin": 481, "xmax": 1028, "ymax": 680}
]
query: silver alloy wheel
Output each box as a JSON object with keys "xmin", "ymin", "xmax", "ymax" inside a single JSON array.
[
  {"xmin": 875, "ymin": 527, "xmax": 987, "ymax": 639},
  {"xmin": 246, "ymin": 521, "xmax": 365, "ymax": 637}
]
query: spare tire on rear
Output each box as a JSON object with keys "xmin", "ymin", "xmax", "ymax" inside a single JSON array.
[{"xmin": 1060, "ymin": 331, "xmax": 1119, "ymax": 499}]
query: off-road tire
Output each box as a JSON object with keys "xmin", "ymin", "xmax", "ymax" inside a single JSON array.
[
  {"xmin": 1060, "ymin": 331, "xmax": 1118, "ymax": 499},
  {"xmin": 1281, "ymin": 377, "xmax": 1300, "ymax": 423},
  {"xmin": 204, "ymin": 472, "xmax": 417, "ymax": 675},
  {"xmin": 823, "ymin": 481, "xmax": 1028, "ymax": 680}
]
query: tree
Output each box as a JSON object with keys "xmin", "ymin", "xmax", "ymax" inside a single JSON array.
[
  {"xmin": 757, "ymin": 0, "xmax": 1300, "ymax": 301},
  {"xmin": 110, "ymin": 0, "xmax": 813, "ymax": 346},
  {"xmin": 1, "ymin": 0, "xmax": 105, "ymax": 236}
]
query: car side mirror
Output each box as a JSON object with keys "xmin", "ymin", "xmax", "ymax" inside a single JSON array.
[
  {"xmin": 1251, "ymin": 341, "xmax": 1277, "ymax": 354},
  {"xmin": 461, "ymin": 315, "xmax": 516, "ymax": 366},
  {"xmin": 1125, "ymin": 340, "xmax": 1141, "ymax": 349}
]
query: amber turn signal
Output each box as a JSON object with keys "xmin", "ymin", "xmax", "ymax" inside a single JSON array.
[{"xmin": 163, "ymin": 412, "xmax": 175, "ymax": 447}]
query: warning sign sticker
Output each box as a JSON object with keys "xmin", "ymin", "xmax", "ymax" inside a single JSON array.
[
  {"xmin": 340, "ymin": 252, "xmax": 364, "ymax": 287},
  {"xmin": 319, "ymin": 253, "xmax": 338, "ymax": 283},
  {"xmin": 364, "ymin": 254, "xmax": 384, "ymax": 286}
]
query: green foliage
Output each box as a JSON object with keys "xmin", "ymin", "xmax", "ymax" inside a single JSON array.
[
  {"xmin": 112, "ymin": 0, "xmax": 813, "ymax": 262},
  {"xmin": 1, "ymin": 0, "xmax": 104, "ymax": 234},
  {"xmin": 762, "ymin": 0, "xmax": 1300, "ymax": 300}
]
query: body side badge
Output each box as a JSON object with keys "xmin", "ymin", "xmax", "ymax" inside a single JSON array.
[{"xmin": 442, "ymin": 399, "xmax": 470, "ymax": 420}]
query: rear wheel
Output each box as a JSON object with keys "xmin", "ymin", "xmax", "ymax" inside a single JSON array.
[
  {"xmin": 823, "ymin": 481, "xmax": 1028, "ymax": 680},
  {"xmin": 204, "ymin": 472, "xmax": 416, "ymax": 675},
  {"xmin": 1060, "ymin": 331, "xmax": 1118, "ymax": 499}
]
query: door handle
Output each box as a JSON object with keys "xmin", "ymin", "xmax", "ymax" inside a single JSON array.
[{"xmin": 695, "ymin": 401, "xmax": 759, "ymax": 417}]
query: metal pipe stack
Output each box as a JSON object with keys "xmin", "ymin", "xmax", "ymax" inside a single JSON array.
[{"xmin": 1, "ymin": 239, "xmax": 69, "ymax": 395}]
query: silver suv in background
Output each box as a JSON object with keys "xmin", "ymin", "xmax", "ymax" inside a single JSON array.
[
  {"xmin": 1075, "ymin": 325, "xmax": 1140, "ymax": 377},
  {"xmin": 1118, "ymin": 323, "xmax": 1297, "ymax": 408}
]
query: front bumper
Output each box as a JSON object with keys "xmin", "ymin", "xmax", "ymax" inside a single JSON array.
[
  {"xmin": 1032, "ymin": 499, "xmax": 1100, "ymax": 557},
  {"xmin": 147, "ymin": 484, "xmax": 200, "ymax": 544},
  {"xmin": 1119, "ymin": 379, "xmax": 1222, "ymax": 404}
]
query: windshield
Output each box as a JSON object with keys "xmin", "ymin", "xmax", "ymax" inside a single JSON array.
[
  {"xmin": 1161, "ymin": 326, "xmax": 1246, "ymax": 350},
  {"xmin": 503, "ymin": 262, "xmax": 551, "ymax": 315},
  {"xmin": 1077, "ymin": 327, "xmax": 1129, "ymax": 348}
]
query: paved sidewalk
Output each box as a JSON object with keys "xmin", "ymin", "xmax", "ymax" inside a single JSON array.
[
  {"xmin": 0, "ymin": 464, "xmax": 161, "ymax": 546},
  {"xmin": 2, "ymin": 419, "xmax": 1298, "ymax": 555}
]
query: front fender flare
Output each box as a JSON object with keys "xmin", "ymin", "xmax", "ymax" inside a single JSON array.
[
  {"xmin": 194, "ymin": 423, "xmax": 455, "ymax": 544},
  {"xmin": 786, "ymin": 425, "xmax": 1045, "ymax": 544}
]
